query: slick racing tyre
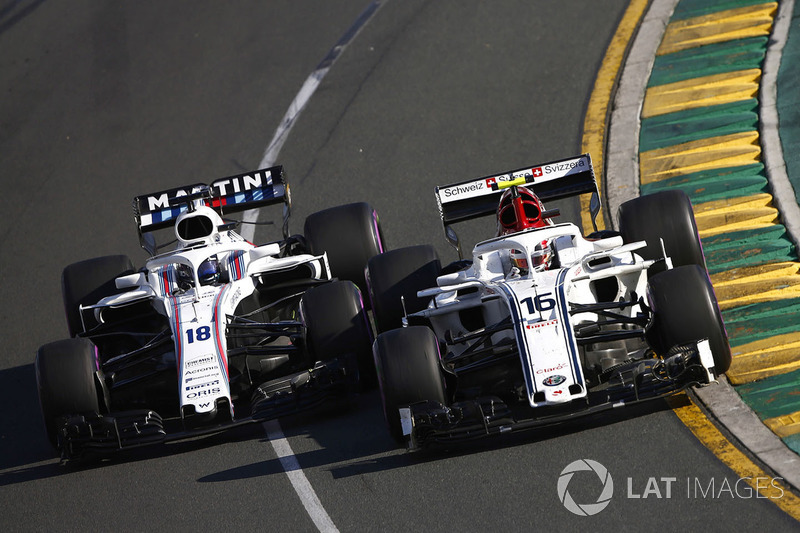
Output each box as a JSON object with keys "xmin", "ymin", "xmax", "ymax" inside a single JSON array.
[
  {"xmin": 300, "ymin": 281, "xmax": 376, "ymax": 388},
  {"xmin": 35, "ymin": 338, "xmax": 101, "ymax": 448},
  {"xmin": 373, "ymin": 326, "xmax": 447, "ymax": 442},
  {"xmin": 366, "ymin": 245, "xmax": 442, "ymax": 333},
  {"xmin": 62, "ymin": 255, "xmax": 135, "ymax": 337},
  {"xmin": 304, "ymin": 202, "xmax": 385, "ymax": 297},
  {"xmin": 618, "ymin": 190, "xmax": 706, "ymax": 274},
  {"xmin": 646, "ymin": 265, "xmax": 731, "ymax": 374}
]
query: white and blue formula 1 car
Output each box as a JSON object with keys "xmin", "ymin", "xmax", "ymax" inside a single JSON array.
[
  {"xmin": 36, "ymin": 166, "xmax": 384, "ymax": 460},
  {"xmin": 366, "ymin": 154, "xmax": 731, "ymax": 448}
]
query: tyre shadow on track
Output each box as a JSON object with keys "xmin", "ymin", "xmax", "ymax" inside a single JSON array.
[
  {"xmin": 0, "ymin": 369, "xmax": 683, "ymax": 486},
  {"xmin": 195, "ymin": 390, "xmax": 681, "ymax": 483},
  {"xmin": 0, "ymin": 416, "xmax": 269, "ymax": 487},
  {"xmin": 327, "ymin": 395, "xmax": 683, "ymax": 479},
  {"xmin": 0, "ymin": 361, "xmax": 274, "ymax": 485},
  {"xmin": 0, "ymin": 364, "xmax": 59, "ymax": 471}
]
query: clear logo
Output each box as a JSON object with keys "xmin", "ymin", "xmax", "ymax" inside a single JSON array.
[{"xmin": 557, "ymin": 459, "xmax": 614, "ymax": 516}]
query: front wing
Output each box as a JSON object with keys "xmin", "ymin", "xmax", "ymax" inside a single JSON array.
[
  {"xmin": 400, "ymin": 340, "xmax": 717, "ymax": 449},
  {"xmin": 54, "ymin": 355, "xmax": 358, "ymax": 461}
]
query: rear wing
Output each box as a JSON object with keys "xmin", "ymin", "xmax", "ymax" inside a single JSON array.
[
  {"xmin": 435, "ymin": 154, "xmax": 601, "ymax": 256},
  {"xmin": 132, "ymin": 166, "xmax": 290, "ymax": 252}
]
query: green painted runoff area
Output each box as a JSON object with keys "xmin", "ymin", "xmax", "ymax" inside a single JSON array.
[
  {"xmin": 641, "ymin": 0, "xmax": 800, "ymax": 451},
  {"xmin": 648, "ymin": 37, "xmax": 767, "ymax": 87},
  {"xmin": 640, "ymin": 100, "xmax": 759, "ymax": 152},
  {"xmin": 724, "ymin": 298, "xmax": 800, "ymax": 346},
  {"xmin": 670, "ymin": 0, "xmax": 774, "ymax": 20},
  {"xmin": 640, "ymin": 164, "xmax": 769, "ymax": 202},
  {"xmin": 777, "ymin": 7, "xmax": 800, "ymax": 207},
  {"xmin": 738, "ymin": 368, "xmax": 800, "ymax": 419}
]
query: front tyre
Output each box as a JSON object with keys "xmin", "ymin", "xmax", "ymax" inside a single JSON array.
[
  {"xmin": 304, "ymin": 202, "xmax": 385, "ymax": 296},
  {"xmin": 366, "ymin": 245, "xmax": 442, "ymax": 334},
  {"xmin": 62, "ymin": 255, "xmax": 135, "ymax": 337},
  {"xmin": 647, "ymin": 265, "xmax": 731, "ymax": 375},
  {"xmin": 35, "ymin": 338, "xmax": 102, "ymax": 448},
  {"xmin": 300, "ymin": 281, "xmax": 376, "ymax": 388},
  {"xmin": 373, "ymin": 326, "xmax": 446, "ymax": 443},
  {"xmin": 618, "ymin": 190, "xmax": 706, "ymax": 274}
]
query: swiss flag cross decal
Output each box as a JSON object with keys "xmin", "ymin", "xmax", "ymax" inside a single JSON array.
[
  {"xmin": 486, "ymin": 177, "xmax": 497, "ymax": 188},
  {"xmin": 532, "ymin": 167, "xmax": 543, "ymax": 178}
]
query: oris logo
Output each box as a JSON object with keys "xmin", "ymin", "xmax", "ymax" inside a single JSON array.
[{"xmin": 186, "ymin": 387, "xmax": 221, "ymax": 399}]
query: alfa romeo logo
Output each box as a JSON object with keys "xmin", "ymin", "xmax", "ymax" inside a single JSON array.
[
  {"xmin": 557, "ymin": 459, "xmax": 614, "ymax": 516},
  {"xmin": 542, "ymin": 374, "xmax": 566, "ymax": 387}
]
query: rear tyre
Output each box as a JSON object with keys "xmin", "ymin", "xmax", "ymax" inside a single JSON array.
[
  {"xmin": 366, "ymin": 245, "xmax": 442, "ymax": 333},
  {"xmin": 304, "ymin": 202, "xmax": 384, "ymax": 296},
  {"xmin": 35, "ymin": 338, "xmax": 101, "ymax": 447},
  {"xmin": 62, "ymin": 255, "xmax": 134, "ymax": 337},
  {"xmin": 373, "ymin": 326, "xmax": 447, "ymax": 442},
  {"xmin": 618, "ymin": 190, "xmax": 705, "ymax": 274},
  {"xmin": 647, "ymin": 265, "xmax": 731, "ymax": 374},
  {"xmin": 300, "ymin": 281, "xmax": 376, "ymax": 388}
]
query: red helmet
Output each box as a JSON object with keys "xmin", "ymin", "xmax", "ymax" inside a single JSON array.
[{"xmin": 496, "ymin": 186, "xmax": 549, "ymax": 235}]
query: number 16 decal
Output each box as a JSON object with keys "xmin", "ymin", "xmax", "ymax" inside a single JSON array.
[{"xmin": 520, "ymin": 293, "xmax": 556, "ymax": 315}]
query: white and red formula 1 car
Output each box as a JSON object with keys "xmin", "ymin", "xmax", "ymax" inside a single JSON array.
[{"xmin": 366, "ymin": 154, "xmax": 730, "ymax": 448}]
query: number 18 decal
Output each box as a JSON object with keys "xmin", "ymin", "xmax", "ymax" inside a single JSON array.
[
  {"xmin": 520, "ymin": 293, "xmax": 556, "ymax": 315},
  {"xmin": 186, "ymin": 326, "xmax": 211, "ymax": 344}
]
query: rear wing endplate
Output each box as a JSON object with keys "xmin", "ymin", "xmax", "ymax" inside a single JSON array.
[{"xmin": 435, "ymin": 154, "xmax": 601, "ymax": 256}]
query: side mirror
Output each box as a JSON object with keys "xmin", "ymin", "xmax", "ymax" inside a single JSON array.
[
  {"xmin": 250, "ymin": 243, "xmax": 281, "ymax": 261},
  {"xmin": 116, "ymin": 272, "xmax": 146, "ymax": 289},
  {"xmin": 445, "ymin": 225, "xmax": 463, "ymax": 260}
]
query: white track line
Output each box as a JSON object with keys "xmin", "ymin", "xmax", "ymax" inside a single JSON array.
[
  {"xmin": 242, "ymin": 2, "xmax": 385, "ymax": 532},
  {"xmin": 242, "ymin": 0, "xmax": 384, "ymax": 238},
  {"xmin": 264, "ymin": 420, "xmax": 339, "ymax": 532}
]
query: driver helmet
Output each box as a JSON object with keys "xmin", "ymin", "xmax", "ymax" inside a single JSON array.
[
  {"xmin": 510, "ymin": 248, "xmax": 529, "ymax": 273},
  {"xmin": 198, "ymin": 257, "xmax": 220, "ymax": 286},
  {"xmin": 496, "ymin": 185, "xmax": 549, "ymax": 236},
  {"xmin": 531, "ymin": 239, "xmax": 552, "ymax": 270},
  {"xmin": 509, "ymin": 240, "xmax": 552, "ymax": 275}
]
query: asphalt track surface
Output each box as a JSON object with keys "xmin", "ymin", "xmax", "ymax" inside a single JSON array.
[{"xmin": 0, "ymin": 1, "xmax": 796, "ymax": 530}]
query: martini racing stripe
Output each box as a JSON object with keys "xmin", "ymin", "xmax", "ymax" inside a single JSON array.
[
  {"xmin": 228, "ymin": 251, "xmax": 245, "ymax": 281},
  {"xmin": 212, "ymin": 284, "xmax": 231, "ymax": 385},
  {"xmin": 168, "ymin": 296, "xmax": 183, "ymax": 376},
  {"xmin": 156, "ymin": 264, "xmax": 178, "ymax": 297},
  {"xmin": 208, "ymin": 184, "xmax": 280, "ymax": 210},
  {"xmin": 142, "ymin": 205, "xmax": 186, "ymax": 228}
]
